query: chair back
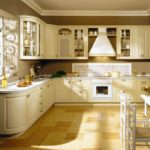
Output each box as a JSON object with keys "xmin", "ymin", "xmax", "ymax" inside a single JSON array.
[
  {"xmin": 120, "ymin": 91, "xmax": 131, "ymax": 150},
  {"xmin": 127, "ymin": 104, "xmax": 136, "ymax": 150}
]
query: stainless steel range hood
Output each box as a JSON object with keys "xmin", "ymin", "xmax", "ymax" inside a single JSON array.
[{"xmin": 89, "ymin": 28, "xmax": 116, "ymax": 57}]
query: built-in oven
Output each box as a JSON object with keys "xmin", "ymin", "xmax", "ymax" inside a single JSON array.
[{"xmin": 92, "ymin": 79, "xmax": 112, "ymax": 102}]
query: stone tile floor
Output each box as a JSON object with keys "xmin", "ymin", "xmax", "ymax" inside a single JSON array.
[{"xmin": 0, "ymin": 105, "xmax": 149, "ymax": 150}]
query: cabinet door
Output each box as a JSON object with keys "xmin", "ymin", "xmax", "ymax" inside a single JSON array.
[
  {"xmin": 55, "ymin": 79, "xmax": 70, "ymax": 102},
  {"xmin": 3, "ymin": 92, "xmax": 28, "ymax": 134},
  {"xmin": 72, "ymin": 27, "xmax": 88, "ymax": 59},
  {"xmin": 40, "ymin": 20, "xmax": 46, "ymax": 58},
  {"xmin": 113, "ymin": 79, "xmax": 134, "ymax": 102},
  {"xmin": 117, "ymin": 26, "xmax": 134, "ymax": 59},
  {"xmin": 45, "ymin": 24, "xmax": 58, "ymax": 58},
  {"xmin": 43, "ymin": 80, "xmax": 55, "ymax": 111},
  {"xmin": 29, "ymin": 88, "xmax": 43, "ymax": 123},
  {"xmin": 20, "ymin": 16, "xmax": 45, "ymax": 59},
  {"xmin": 70, "ymin": 79, "xmax": 91, "ymax": 102}
]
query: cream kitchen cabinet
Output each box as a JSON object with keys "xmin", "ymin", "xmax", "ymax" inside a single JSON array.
[
  {"xmin": 29, "ymin": 86, "xmax": 43, "ymax": 124},
  {"xmin": 43, "ymin": 80, "xmax": 55, "ymax": 111},
  {"xmin": 0, "ymin": 79, "xmax": 55, "ymax": 136},
  {"xmin": 20, "ymin": 16, "xmax": 46, "ymax": 60},
  {"xmin": 45, "ymin": 24, "xmax": 58, "ymax": 59},
  {"xmin": 57, "ymin": 26, "xmax": 88, "ymax": 59},
  {"xmin": 134, "ymin": 26, "xmax": 150, "ymax": 59},
  {"xmin": 0, "ymin": 92, "xmax": 29, "ymax": 135},
  {"xmin": 70, "ymin": 79, "xmax": 91, "ymax": 102},
  {"xmin": 117, "ymin": 26, "xmax": 135, "ymax": 59},
  {"xmin": 113, "ymin": 79, "xmax": 134, "ymax": 102},
  {"xmin": 55, "ymin": 79, "xmax": 70, "ymax": 102},
  {"xmin": 134, "ymin": 79, "xmax": 150, "ymax": 102}
]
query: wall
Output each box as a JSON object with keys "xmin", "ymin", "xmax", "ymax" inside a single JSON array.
[{"xmin": 0, "ymin": 0, "xmax": 41, "ymax": 80}]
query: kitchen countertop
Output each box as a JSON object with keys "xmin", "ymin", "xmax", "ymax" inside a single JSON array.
[
  {"xmin": 0, "ymin": 75, "xmax": 150, "ymax": 93},
  {"xmin": 0, "ymin": 78, "xmax": 50, "ymax": 94}
]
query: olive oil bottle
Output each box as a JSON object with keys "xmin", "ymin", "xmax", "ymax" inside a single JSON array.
[{"xmin": 1, "ymin": 73, "xmax": 7, "ymax": 88}]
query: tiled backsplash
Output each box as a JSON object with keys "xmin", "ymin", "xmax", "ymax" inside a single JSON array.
[{"xmin": 72, "ymin": 63, "xmax": 132, "ymax": 76}]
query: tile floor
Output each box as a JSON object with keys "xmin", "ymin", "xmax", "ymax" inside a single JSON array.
[{"xmin": 0, "ymin": 105, "xmax": 149, "ymax": 150}]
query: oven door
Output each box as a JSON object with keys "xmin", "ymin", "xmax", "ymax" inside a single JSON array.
[{"xmin": 92, "ymin": 83, "xmax": 112, "ymax": 101}]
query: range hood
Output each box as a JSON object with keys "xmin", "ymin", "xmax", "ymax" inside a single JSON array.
[{"xmin": 89, "ymin": 28, "xmax": 116, "ymax": 57}]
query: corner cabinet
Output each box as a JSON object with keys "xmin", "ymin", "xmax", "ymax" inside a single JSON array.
[
  {"xmin": 20, "ymin": 16, "xmax": 46, "ymax": 60},
  {"xmin": 57, "ymin": 26, "xmax": 88, "ymax": 59}
]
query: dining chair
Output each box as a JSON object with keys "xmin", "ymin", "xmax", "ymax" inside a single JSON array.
[
  {"xmin": 127, "ymin": 103, "xmax": 150, "ymax": 150},
  {"xmin": 120, "ymin": 91, "xmax": 150, "ymax": 150}
]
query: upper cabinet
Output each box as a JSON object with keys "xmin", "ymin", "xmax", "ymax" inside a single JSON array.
[
  {"xmin": 19, "ymin": 16, "xmax": 150, "ymax": 60},
  {"xmin": 45, "ymin": 24, "xmax": 58, "ymax": 59},
  {"xmin": 116, "ymin": 26, "xmax": 150, "ymax": 59},
  {"xmin": 117, "ymin": 26, "xmax": 134, "ymax": 59},
  {"xmin": 57, "ymin": 26, "xmax": 88, "ymax": 59},
  {"xmin": 20, "ymin": 16, "xmax": 45, "ymax": 60}
]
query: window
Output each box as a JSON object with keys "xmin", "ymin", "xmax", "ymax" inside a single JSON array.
[
  {"xmin": 0, "ymin": 16, "xmax": 18, "ymax": 77},
  {"xmin": 0, "ymin": 17, "xmax": 3, "ymax": 76}
]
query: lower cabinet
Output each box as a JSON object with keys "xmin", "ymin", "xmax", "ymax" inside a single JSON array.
[
  {"xmin": 70, "ymin": 79, "xmax": 92, "ymax": 102},
  {"xmin": 55, "ymin": 78, "xmax": 92, "ymax": 103},
  {"xmin": 29, "ymin": 87, "xmax": 43, "ymax": 124},
  {"xmin": 112, "ymin": 79, "xmax": 134, "ymax": 102},
  {"xmin": 55, "ymin": 79, "xmax": 70, "ymax": 102},
  {"xmin": 0, "ymin": 80, "xmax": 55, "ymax": 136},
  {"xmin": 0, "ymin": 92, "xmax": 29, "ymax": 134}
]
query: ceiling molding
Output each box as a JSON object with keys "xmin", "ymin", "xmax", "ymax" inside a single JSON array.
[
  {"xmin": 22, "ymin": 0, "xmax": 150, "ymax": 16},
  {"xmin": 41, "ymin": 10, "xmax": 150, "ymax": 16},
  {"xmin": 22, "ymin": 0, "xmax": 43, "ymax": 14}
]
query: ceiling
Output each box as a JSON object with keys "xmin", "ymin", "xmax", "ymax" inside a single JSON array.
[{"xmin": 22, "ymin": 0, "xmax": 150, "ymax": 16}]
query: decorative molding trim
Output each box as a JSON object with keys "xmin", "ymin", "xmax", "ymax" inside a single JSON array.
[
  {"xmin": 41, "ymin": 10, "xmax": 150, "ymax": 16},
  {"xmin": 22, "ymin": 0, "xmax": 150, "ymax": 16},
  {"xmin": 21, "ymin": 0, "xmax": 43, "ymax": 14}
]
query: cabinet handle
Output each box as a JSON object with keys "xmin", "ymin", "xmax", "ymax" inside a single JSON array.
[
  {"xmin": 41, "ymin": 95, "xmax": 42, "ymax": 98},
  {"xmin": 40, "ymin": 110, "xmax": 43, "ymax": 113},
  {"xmin": 40, "ymin": 102, "xmax": 43, "ymax": 105},
  {"xmin": 140, "ymin": 54, "xmax": 142, "ymax": 58},
  {"xmin": 47, "ymin": 84, "xmax": 50, "ymax": 87},
  {"xmin": 40, "ymin": 88, "xmax": 43, "ymax": 90}
]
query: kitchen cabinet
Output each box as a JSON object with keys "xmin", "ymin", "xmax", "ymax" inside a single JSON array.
[
  {"xmin": 113, "ymin": 79, "xmax": 134, "ymax": 102},
  {"xmin": 43, "ymin": 80, "xmax": 55, "ymax": 111},
  {"xmin": 45, "ymin": 24, "xmax": 58, "ymax": 59},
  {"xmin": 72, "ymin": 27, "xmax": 88, "ymax": 59},
  {"xmin": 57, "ymin": 26, "xmax": 88, "ymax": 59},
  {"xmin": 70, "ymin": 79, "xmax": 92, "ymax": 102},
  {"xmin": 0, "ymin": 80, "xmax": 55, "ymax": 136},
  {"xmin": 117, "ymin": 26, "xmax": 135, "ymax": 59},
  {"xmin": 20, "ymin": 16, "xmax": 45, "ymax": 59},
  {"xmin": 29, "ymin": 86, "xmax": 43, "ymax": 124},
  {"xmin": 55, "ymin": 79, "xmax": 70, "ymax": 102},
  {"xmin": 0, "ymin": 92, "xmax": 29, "ymax": 134},
  {"xmin": 134, "ymin": 79, "xmax": 150, "ymax": 102},
  {"xmin": 134, "ymin": 26, "xmax": 150, "ymax": 59}
]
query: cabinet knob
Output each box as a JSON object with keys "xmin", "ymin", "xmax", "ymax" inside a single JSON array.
[{"xmin": 47, "ymin": 84, "xmax": 50, "ymax": 87}]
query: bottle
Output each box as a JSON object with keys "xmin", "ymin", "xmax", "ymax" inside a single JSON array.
[{"xmin": 2, "ymin": 73, "xmax": 7, "ymax": 88}]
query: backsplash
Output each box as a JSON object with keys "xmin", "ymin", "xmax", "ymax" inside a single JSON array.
[{"xmin": 72, "ymin": 63, "xmax": 132, "ymax": 76}]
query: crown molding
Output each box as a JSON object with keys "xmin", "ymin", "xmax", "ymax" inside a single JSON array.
[
  {"xmin": 22, "ymin": 0, "xmax": 43, "ymax": 14},
  {"xmin": 41, "ymin": 10, "xmax": 150, "ymax": 16},
  {"xmin": 22, "ymin": 0, "xmax": 150, "ymax": 16}
]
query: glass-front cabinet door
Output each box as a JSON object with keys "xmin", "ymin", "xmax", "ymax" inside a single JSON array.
[
  {"xmin": 72, "ymin": 27, "xmax": 88, "ymax": 59},
  {"xmin": 117, "ymin": 27, "xmax": 134, "ymax": 59},
  {"xmin": 20, "ymin": 16, "xmax": 44, "ymax": 59}
]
